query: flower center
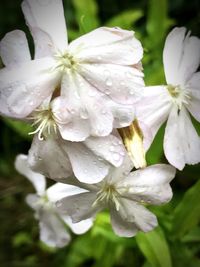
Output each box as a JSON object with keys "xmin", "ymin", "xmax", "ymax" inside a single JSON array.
[
  {"xmin": 167, "ymin": 84, "xmax": 191, "ymax": 110},
  {"xmin": 29, "ymin": 106, "xmax": 57, "ymax": 140},
  {"xmin": 53, "ymin": 51, "xmax": 77, "ymax": 72},
  {"xmin": 93, "ymin": 183, "xmax": 121, "ymax": 211}
]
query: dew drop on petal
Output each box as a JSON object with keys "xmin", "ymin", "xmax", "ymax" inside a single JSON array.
[{"xmin": 105, "ymin": 78, "xmax": 113, "ymax": 87}]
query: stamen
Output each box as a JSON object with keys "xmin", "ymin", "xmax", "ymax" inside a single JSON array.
[
  {"xmin": 28, "ymin": 107, "xmax": 57, "ymax": 140},
  {"xmin": 167, "ymin": 84, "xmax": 191, "ymax": 110},
  {"xmin": 92, "ymin": 183, "xmax": 121, "ymax": 211}
]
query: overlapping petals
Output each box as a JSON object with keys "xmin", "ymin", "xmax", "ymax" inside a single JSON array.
[{"xmin": 57, "ymin": 156, "xmax": 176, "ymax": 237}]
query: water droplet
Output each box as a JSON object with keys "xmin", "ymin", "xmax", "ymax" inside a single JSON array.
[
  {"xmin": 97, "ymin": 56, "xmax": 102, "ymax": 60},
  {"xmin": 80, "ymin": 109, "xmax": 88, "ymax": 119},
  {"xmin": 105, "ymin": 89, "xmax": 111, "ymax": 95},
  {"xmin": 113, "ymin": 153, "xmax": 120, "ymax": 161},
  {"xmin": 109, "ymin": 145, "xmax": 115, "ymax": 152},
  {"xmin": 125, "ymin": 71, "xmax": 133, "ymax": 78},
  {"xmin": 105, "ymin": 78, "xmax": 113, "ymax": 87},
  {"xmin": 120, "ymin": 80, "xmax": 125, "ymax": 86}
]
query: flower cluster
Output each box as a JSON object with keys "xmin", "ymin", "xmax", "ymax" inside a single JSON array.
[{"xmin": 0, "ymin": 0, "xmax": 199, "ymax": 248}]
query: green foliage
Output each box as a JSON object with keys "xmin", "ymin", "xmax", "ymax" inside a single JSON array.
[
  {"xmin": 136, "ymin": 227, "xmax": 172, "ymax": 267},
  {"xmin": 171, "ymin": 180, "xmax": 200, "ymax": 239},
  {"xmin": 106, "ymin": 9, "xmax": 143, "ymax": 29}
]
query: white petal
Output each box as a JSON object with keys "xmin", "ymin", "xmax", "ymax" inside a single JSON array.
[
  {"xmin": 69, "ymin": 27, "xmax": 143, "ymax": 65},
  {"xmin": 39, "ymin": 211, "xmax": 70, "ymax": 248},
  {"xmin": 78, "ymin": 63, "xmax": 144, "ymax": 105},
  {"xmin": 15, "ymin": 154, "xmax": 46, "ymax": 195},
  {"xmin": 163, "ymin": 27, "xmax": 200, "ymax": 85},
  {"xmin": 187, "ymin": 72, "xmax": 200, "ymax": 122},
  {"xmin": 118, "ymin": 164, "xmax": 175, "ymax": 205},
  {"xmin": 164, "ymin": 106, "xmax": 200, "ymax": 170},
  {"xmin": 26, "ymin": 193, "xmax": 40, "ymax": 210},
  {"xmin": 118, "ymin": 199, "xmax": 158, "ymax": 233},
  {"xmin": 64, "ymin": 141, "xmax": 110, "ymax": 184},
  {"xmin": 136, "ymin": 86, "xmax": 171, "ymax": 151},
  {"xmin": 61, "ymin": 73, "xmax": 114, "ymax": 138},
  {"xmin": 28, "ymin": 136, "xmax": 73, "ymax": 183},
  {"xmin": 108, "ymin": 100, "xmax": 135, "ymax": 128},
  {"xmin": 52, "ymin": 96, "xmax": 90, "ymax": 142},
  {"xmin": 22, "ymin": 0, "xmax": 67, "ymax": 54},
  {"xmin": 0, "ymin": 57, "xmax": 59, "ymax": 118},
  {"xmin": 0, "ymin": 30, "xmax": 31, "ymax": 66},
  {"xmin": 110, "ymin": 207, "xmax": 138, "ymax": 237},
  {"xmin": 84, "ymin": 135, "xmax": 126, "ymax": 168},
  {"xmin": 46, "ymin": 183, "xmax": 88, "ymax": 203},
  {"xmin": 61, "ymin": 215, "xmax": 93, "ymax": 235},
  {"xmin": 57, "ymin": 192, "xmax": 101, "ymax": 223}
]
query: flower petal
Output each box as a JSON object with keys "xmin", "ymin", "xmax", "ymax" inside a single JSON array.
[
  {"xmin": 69, "ymin": 27, "xmax": 143, "ymax": 65},
  {"xmin": 163, "ymin": 27, "xmax": 200, "ymax": 85},
  {"xmin": 187, "ymin": 72, "xmax": 200, "ymax": 122},
  {"xmin": 47, "ymin": 183, "xmax": 88, "ymax": 203},
  {"xmin": 63, "ymin": 141, "xmax": 110, "ymax": 184},
  {"xmin": 39, "ymin": 211, "xmax": 70, "ymax": 248},
  {"xmin": 61, "ymin": 73, "xmax": 114, "ymax": 137},
  {"xmin": 57, "ymin": 192, "xmax": 101, "ymax": 223},
  {"xmin": 78, "ymin": 63, "xmax": 144, "ymax": 105},
  {"xmin": 118, "ymin": 199, "xmax": 158, "ymax": 233},
  {"xmin": 110, "ymin": 207, "xmax": 139, "ymax": 237},
  {"xmin": 136, "ymin": 86, "xmax": 171, "ymax": 151},
  {"xmin": 0, "ymin": 30, "xmax": 31, "ymax": 66},
  {"xmin": 164, "ymin": 106, "xmax": 200, "ymax": 170},
  {"xmin": 61, "ymin": 215, "xmax": 93, "ymax": 235},
  {"xmin": 0, "ymin": 57, "xmax": 59, "ymax": 118},
  {"xmin": 28, "ymin": 136, "xmax": 73, "ymax": 183},
  {"xmin": 22, "ymin": 0, "xmax": 67, "ymax": 53},
  {"xmin": 118, "ymin": 164, "xmax": 175, "ymax": 205},
  {"xmin": 84, "ymin": 135, "xmax": 126, "ymax": 168},
  {"xmin": 15, "ymin": 154, "xmax": 46, "ymax": 195}
]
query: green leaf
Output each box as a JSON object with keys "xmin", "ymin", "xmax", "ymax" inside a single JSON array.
[
  {"xmin": 182, "ymin": 227, "xmax": 200, "ymax": 243},
  {"xmin": 136, "ymin": 227, "xmax": 172, "ymax": 267},
  {"xmin": 106, "ymin": 9, "xmax": 143, "ymax": 29},
  {"xmin": 171, "ymin": 180, "xmax": 200, "ymax": 238},
  {"xmin": 72, "ymin": 0, "xmax": 100, "ymax": 34},
  {"xmin": 2, "ymin": 118, "xmax": 32, "ymax": 140}
]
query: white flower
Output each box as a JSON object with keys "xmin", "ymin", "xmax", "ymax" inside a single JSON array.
[
  {"xmin": 136, "ymin": 27, "xmax": 200, "ymax": 170},
  {"xmin": 28, "ymin": 133, "xmax": 126, "ymax": 184},
  {"xmin": 15, "ymin": 154, "xmax": 93, "ymax": 248},
  {"xmin": 56, "ymin": 156, "xmax": 176, "ymax": 237},
  {"xmin": 0, "ymin": 0, "xmax": 144, "ymax": 141}
]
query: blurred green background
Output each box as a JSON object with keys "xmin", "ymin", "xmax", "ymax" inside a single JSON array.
[{"xmin": 0, "ymin": 0, "xmax": 200, "ymax": 266}]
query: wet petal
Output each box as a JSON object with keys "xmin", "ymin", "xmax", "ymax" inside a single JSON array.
[
  {"xmin": 164, "ymin": 106, "xmax": 200, "ymax": 170},
  {"xmin": 57, "ymin": 192, "xmax": 101, "ymax": 223},
  {"xmin": 136, "ymin": 86, "xmax": 171, "ymax": 151},
  {"xmin": 61, "ymin": 215, "xmax": 93, "ymax": 235},
  {"xmin": 78, "ymin": 63, "xmax": 144, "ymax": 105},
  {"xmin": 110, "ymin": 207, "xmax": 138, "ymax": 237},
  {"xmin": 163, "ymin": 27, "xmax": 200, "ymax": 85},
  {"xmin": 118, "ymin": 198, "xmax": 158, "ymax": 233},
  {"xmin": 118, "ymin": 164, "xmax": 175, "ymax": 205},
  {"xmin": 0, "ymin": 57, "xmax": 59, "ymax": 118},
  {"xmin": 39, "ymin": 211, "xmax": 71, "ymax": 248},
  {"xmin": 15, "ymin": 154, "xmax": 46, "ymax": 195},
  {"xmin": 84, "ymin": 135, "xmax": 126, "ymax": 168},
  {"xmin": 0, "ymin": 30, "xmax": 31, "ymax": 66},
  {"xmin": 22, "ymin": 0, "xmax": 67, "ymax": 54},
  {"xmin": 187, "ymin": 72, "xmax": 200, "ymax": 122},
  {"xmin": 63, "ymin": 141, "xmax": 110, "ymax": 184},
  {"xmin": 69, "ymin": 27, "xmax": 143, "ymax": 65},
  {"xmin": 28, "ymin": 136, "xmax": 73, "ymax": 182}
]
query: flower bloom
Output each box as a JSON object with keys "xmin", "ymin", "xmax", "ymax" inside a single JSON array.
[
  {"xmin": 15, "ymin": 154, "xmax": 93, "ymax": 248},
  {"xmin": 0, "ymin": 0, "xmax": 144, "ymax": 142},
  {"xmin": 56, "ymin": 156, "xmax": 176, "ymax": 237},
  {"xmin": 28, "ymin": 133, "xmax": 126, "ymax": 184},
  {"xmin": 136, "ymin": 27, "xmax": 200, "ymax": 170}
]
